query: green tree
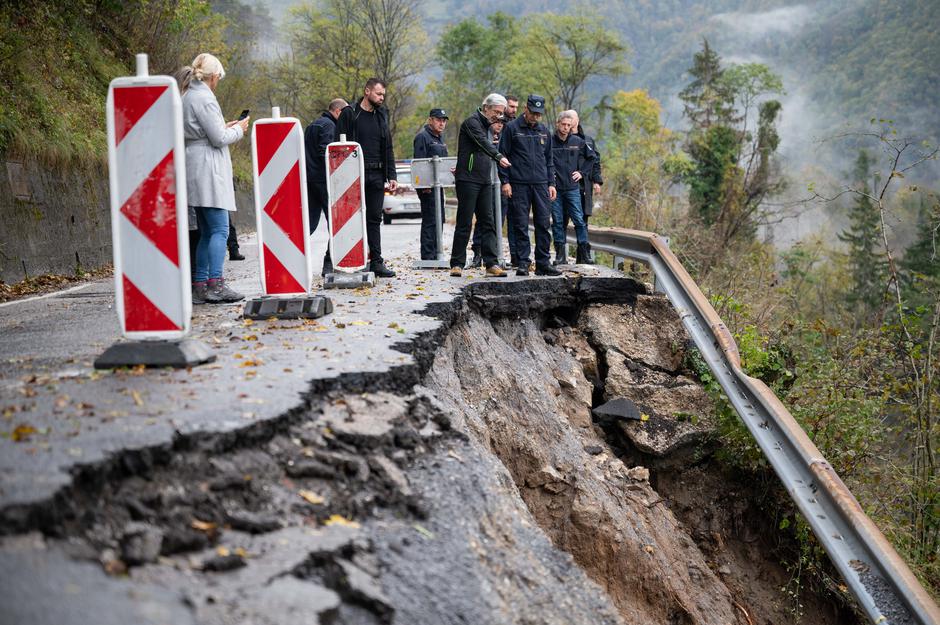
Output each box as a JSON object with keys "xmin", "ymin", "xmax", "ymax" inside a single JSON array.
[
  {"xmin": 523, "ymin": 14, "xmax": 630, "ymax": 114},
  {"xmin": 837, "ymin": 150, "xmax": 887, "ymax": 315},
  {"xmin": 431, "ymin": 13, "xmax": 518, "ymax": 142},
  {"xmin": 679, "ymin": 41, "xmax": 785, "ymax": 257},
  {"xmin": 678, "ymin": 39, "xmax": 735, "ymax": 132},
  {"xmin": 902, "ymin": 196, "xmax": 940, "ymax": 293},
  {"xmin": 598, "ymin": 89, "xmax": 689, "ymax": 231}
]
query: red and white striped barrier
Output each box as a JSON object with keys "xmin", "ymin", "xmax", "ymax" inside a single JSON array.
[
  {"xmin": 326, "ymin": 141, "xmax": 368, "ymax": 271},
  {"xmin": 106, "ymin": 54, "xmax": 190, "ymax": 339},
  {"xmin": 252, "ymin": 107, "xmax": 312, "ymax": 295}
]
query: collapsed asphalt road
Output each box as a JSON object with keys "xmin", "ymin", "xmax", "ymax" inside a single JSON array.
[
  {"xmin": 0, "ymin": 221, "xmax": 860, "ymax": 625},
  {"xmin": 0, "ymin": 222, "xmax": 638, "ymax": 624}
]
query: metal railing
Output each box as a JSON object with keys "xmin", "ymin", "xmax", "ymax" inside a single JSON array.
[{"xmin": 574, "ymin": 226, "xmax": 940, "ymax": 625}]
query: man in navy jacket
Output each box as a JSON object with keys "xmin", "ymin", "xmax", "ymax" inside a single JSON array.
[
  {"xmin": 304, "ymin": 98, "xmax": 346, "ymax": 275},
  {"xmin": 550, "ymin": 110, "xmax": 594, "ymax": 265},
  {"xmin": 413, "ymin": 108, "xmax": 449, "ymax": 260},
  {"xmin": 498, "ymin": 95, "xmax": 561, "ymax": 276}
]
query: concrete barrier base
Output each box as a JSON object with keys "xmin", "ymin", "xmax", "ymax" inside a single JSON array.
[
  {"xmin": 242, "ymin": 295, "xmax": 333, "ymax": 320},
  {"xmin": 324, "ymin": 271, "xmax": 375, "ymax": 289},
  {"xmin": 94, "ymin": 338, "xmax": 216, "ymax": 369}
]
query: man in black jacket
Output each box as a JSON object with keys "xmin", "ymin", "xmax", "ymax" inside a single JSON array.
[
  {"xmin": 334, "ymin": 78, "xmax": 398, "ymax": 278},
  {"xmin": 413, "ymin": 108, "xmax": 448, "ymax": 260},
  {"xmin": 498, "ymin": 95, "xmax": 560, "ymax": 276},
  {"xmin": 448, "ymin": 93, "xmax": 511, "ymax": 278},
  {"xmin": 304, "ymin": 97, "xmax": 346, "ymax": 275},
  {"xmin": 551, "ymin": 110, "xmax": 594, "ymax": 265}
]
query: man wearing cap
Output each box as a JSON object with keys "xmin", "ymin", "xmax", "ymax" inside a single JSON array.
[
  {"xmin": 334, "ymin": 77, "xmax": 398, "ymax": 278},
  {"xmin": 413, "ymin": 108, "xmax": 449, "ymax": 261},
  {"xmin": 498, "ymin": 94, "xmax": 561, "ymax": 276},
  {"xmin": 305, "ymin": 97, "xmax": 347, "ymax": 276}
]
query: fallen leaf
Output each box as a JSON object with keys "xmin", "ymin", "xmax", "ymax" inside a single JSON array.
[
  {"xmin": 11, "ymin": 424, "xmax": 36, "ymax": 442},
  {"xmin": 324, "ymin": 514, "xmax": 360, "ymax": 528},
  {"xmin": 299, "ymin": 489, "xmax": 325, "ymax": 505},
  {"xmin": 640, "ymin": 413, "xmax": 650, "ymax": 422},
  {"xmin": 216, "ymin": 546, "xmax": 230, "ymax": 557},
  {"xmin": 413, "ymin": 524, "xmax": 434, "ymax": 539},
  {"xmin": 130, "ymin": 390, "xmax": 143, "ymax": 407},
  {"xmin": 191, "ymin": 519, "xmax": 217, "ymax": 533}
]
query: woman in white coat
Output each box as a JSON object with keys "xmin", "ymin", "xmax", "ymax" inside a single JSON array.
[{"xmin": 179, "ymin": 53, "xmax": 249, "ymax": 303}]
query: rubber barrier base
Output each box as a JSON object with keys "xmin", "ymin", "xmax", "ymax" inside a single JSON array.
[
  {"xmin": 94, "ymin": 338, "xmax": 216, "ymax": 369},
  {"xmin": 323, "ymin": 271, "xmax": 376, "ymax": 289},
  {"xmin": 242, "ymin": 295, "xmax": 334, "ymax": 320}
]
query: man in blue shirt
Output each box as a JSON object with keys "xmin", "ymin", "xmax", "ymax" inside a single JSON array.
[
  {"xmin": 304, "ymin": 98, "xmax": 346, "ymax": 275},
  {"xmin": 498, "ymin": 95, "xmax": 561, "ymax": 276},
  {"xmin": 413, "ymin": 108, "xmax": 449, "ymax": 260}
]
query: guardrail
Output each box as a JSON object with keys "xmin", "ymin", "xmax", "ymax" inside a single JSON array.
[{"xmin": 574, "ymin": 226, "xmax": 940, "ymax": 625}]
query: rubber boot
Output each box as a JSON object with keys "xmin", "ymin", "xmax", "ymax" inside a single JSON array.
[
  {"xmin": 578, "ymin": 242, "xmax": 595, "ymax": 265},
  {"xmin": 553, "ymin": 242, "xmax": 568, "ymax": 266},
  {"xmin": 468, "ymin": 245, "xmax": 482, "ymax": 269}
]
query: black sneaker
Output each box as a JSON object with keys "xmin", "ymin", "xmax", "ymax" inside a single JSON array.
[
  {"xmin": 535, "ymin": 264, "xmax": 562, "ymax": 276},
  {"xmin": 229, "ymin": 249, "xmax": 245, "ymax": 261},
  {"xmin": 370, "ymin": 261, "xmax": 396, "ymax": 278},
  {"xmin": 515, "ymin": 265, "xmax": 529, "ymax": 276}
]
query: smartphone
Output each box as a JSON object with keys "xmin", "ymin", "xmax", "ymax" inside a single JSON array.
[{"xmin": 237, "ymin": 109, "xmax": 250, "ymax": 120}]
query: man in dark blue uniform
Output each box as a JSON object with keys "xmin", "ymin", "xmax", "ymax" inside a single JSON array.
[
  {"xmin": 413, "ymin": 108, "xmax": 449, "ymax": 260},
  {"xmin": 334, "ymin": 78, "xmax": 398, "ymax": 278},
  {"xmin": 498, "ymin": 94, "xmax": 561, "ymax": 276},
  {"xmin": 304, "ymin": 97, "xmax": 346, "ymax": 275}
]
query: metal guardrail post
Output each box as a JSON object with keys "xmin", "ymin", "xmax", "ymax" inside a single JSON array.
[{"xmin": 583, "ymin": 225, "xmax": 940, "ymax": 625}]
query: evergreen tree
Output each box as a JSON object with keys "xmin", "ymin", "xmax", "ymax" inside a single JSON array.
[
  {"xmin": 687, "ymin": 125, "xmax": 739, "ymax": 226},
  {"xmin": 678, "ymin": 39, "xmax": 735, "ymax": 132},
  {"xmin": 838, "ymin": 150, "xmax": 887, "ymax": 313},
  {"xmin": 901, "ymin": 197, "xmax": 940, "ymax": 303}
]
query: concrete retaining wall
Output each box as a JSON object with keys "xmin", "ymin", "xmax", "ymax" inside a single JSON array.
[{"xmin": 0, "ymin": 158, "xmax": 255, "ymax": 284}]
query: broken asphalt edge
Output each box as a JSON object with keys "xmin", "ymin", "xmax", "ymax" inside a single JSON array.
[{"xmin": 0, "ymin": 275, "xmax": 647, "ymax": 535}]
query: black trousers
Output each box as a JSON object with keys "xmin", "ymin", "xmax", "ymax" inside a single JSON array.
[
  {"xmin": 227, "ymin": 222, "xmax": 238, "ymax": 251},
  {"xmin": 451, "ymin": 181, "xmax": 497, "ymax": 269},
  {"xmin": 306, "ymin": 180, "xmax": 332, "ymax": 260},
  {"xmin": 471, "ymin": 190, "xmax": 514, "ymax": 254},
  {"xmin": 509, "ymin": 184, "xmax": 552, "ymax": 267},
  {"xmin": 419, "ymin": 189, "xmax": 445, "ymax": 260},
  {"xmin": 364, "ymin": 170, "xmax": 386, "ymax": 263}
]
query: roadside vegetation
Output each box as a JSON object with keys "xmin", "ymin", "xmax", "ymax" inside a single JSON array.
[{"xmin": 2, "ymin": 0, "xmax": 937, "ymax": 609}]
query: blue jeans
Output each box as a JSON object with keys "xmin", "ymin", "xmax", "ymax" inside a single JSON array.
[
  {"xmin": 194, "ymin": 207, "xmax": 229, "ymax": 281},
  {"xmin": 551, "ymin": 188, "xmax": 587, "ymax": 245}
]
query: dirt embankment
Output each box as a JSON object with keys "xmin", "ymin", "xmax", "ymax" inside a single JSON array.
[{"xmin": 0, "ymin": 277, "xmax": 859, "ymax": 625}]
